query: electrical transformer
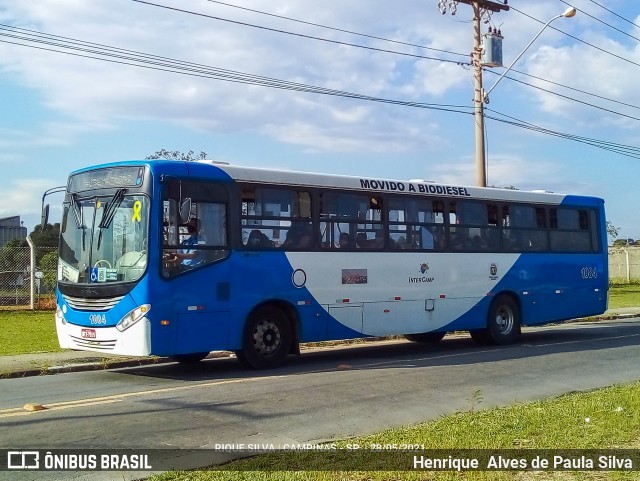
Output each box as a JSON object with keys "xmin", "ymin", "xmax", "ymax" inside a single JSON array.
[{"xmin": 482, "ymin": 30, "xmax": 503, "ymax": 67}]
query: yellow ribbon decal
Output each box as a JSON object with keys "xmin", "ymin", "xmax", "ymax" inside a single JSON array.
[{"xmin": 131, "ymin": 200, "xmax": 142, "ymax": 223}]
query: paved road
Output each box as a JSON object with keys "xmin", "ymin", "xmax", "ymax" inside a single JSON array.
[{"xmin": 1, "ymin": 319, "xmax": 640, "ymax": 480}]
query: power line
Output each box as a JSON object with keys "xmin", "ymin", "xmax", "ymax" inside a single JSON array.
[
  {"xmin": 1, "ymin": 24, "xmax": 639, "ymax": 161},
  {"xmin": 485, "ymin": 7, "xmax": 640, "ymax": 122},
  {"xmin": 483, "ymin": 69, "xmax": 640, "ymax": 122},
  {"xmin": 131, "ymin": 0, "xmax": 468, "ymax": 66},
  {"xmin": 193, "ymin": 1, "xmax": 640, "ymax": 145},
  {"xmin": 485, "ymin": 109, "xmax": 640, "ymax": 159},
  {"xmin": 559, "ymin": 0, "xmax": 640, "ymax": 43},
  {"xmin": 503, "ymin": 68, "xmax": 640, "ymax": 113},
  {"xmin": 510, "ymin": 6, "xmax": 640, "ymax": 70},
  {"xmin": 204, "ymin": 0, "xmax": 469, "ymax": 58},
  {"xmin": 582, "ymin": 0, "xmax": 640, "ymax": 31},
  {"xmin": 0, "ymin": 24, "xmax": 472, "ymax": 114},
  {"xmin": 133, "ymin": 0, "xmax": 640, "ymax": 124}
]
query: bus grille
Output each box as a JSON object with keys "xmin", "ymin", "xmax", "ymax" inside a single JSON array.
[
  {"xmin": 69, "ymin": 335, "xmax": 117, "ymax": 350},
  {"xmin": 63, "ymin": 295, "xmax": 124, "ymax": 311}
]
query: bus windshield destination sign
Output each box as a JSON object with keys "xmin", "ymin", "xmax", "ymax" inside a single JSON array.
[{"xmin": 68, "ymin": 166, "xmax": 146, "ymax": 192}]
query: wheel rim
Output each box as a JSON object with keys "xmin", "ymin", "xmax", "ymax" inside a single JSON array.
[
  {"xmin": 251, "ymin": 319, "xmax": 281, "ymax": 356},
  {"xmin": 494, "ymin": 304, "xmax": 514, "ymax": 335}
]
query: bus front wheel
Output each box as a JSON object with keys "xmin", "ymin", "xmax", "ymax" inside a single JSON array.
[
  {"xmin": 470, "ymin": 295, "xmax": 520, "ymax": 345},
  {"xmin": 236, "ymin": 306, "xmax": 293, "ymax": 370}
]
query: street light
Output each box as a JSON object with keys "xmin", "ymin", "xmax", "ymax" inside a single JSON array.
[
  {"xmin": 483, "ymin": 6, "xmax": 577, "ymax": 103},
  {"xmin": 475, "ymin": 6, "xmax": 577, "ymax": 186}
]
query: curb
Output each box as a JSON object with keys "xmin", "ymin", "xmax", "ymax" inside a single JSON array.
[
  {"xmin": 1, "ymin": 357, "xmax": 170, "ymax": 379},
  {"xmin": 1, "ymin": 352, "xmax": 235, "ymax": 379}
]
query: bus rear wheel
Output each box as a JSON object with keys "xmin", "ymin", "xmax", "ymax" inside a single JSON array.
[
  {"xmin": 236, "ymin": 306, "xmax": 293, "ymax": 370},
  {"xmin": 470, "ymin": 295, "xmax": 520, "ymax": 345},
  {"xmin": 403, "ymin": 331, "xmax": 446, "ymax": 343}
]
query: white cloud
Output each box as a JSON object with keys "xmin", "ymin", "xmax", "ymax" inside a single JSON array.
[
  {"xmin": 0, "ymin": 121, "xmax": 114, "ymax": 151},
  {"xmin": 526, "ymin": 39, "xmax": 640, "ymax": 127},
  {"xmin": 0, "ymin": 0, "xmax": 471, "ymax": 153},
  {"xmin": 0, "ymin": 178, "xmax": 55, "ymax": 218},
  {"xmin": 427, "ymin": 153, "xmax": 567, "ymax": 193}
]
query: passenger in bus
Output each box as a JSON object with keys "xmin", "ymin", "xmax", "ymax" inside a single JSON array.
[
  {"xmin": 370, "ymin": 230, "xmax": 386, "ymax": 249},
  {"xmin": 355, "ymin": 232, "xmax": 368, "ymax": 248},
  {"xmin": 338, "ymin": 232, "xmax": 354, "ymax": 249},
  {"xmin": 248, "ymin": 229, "xmax": 272, "ymax": 248},
  {"xmin": 451, "ymin": 228, "xmax": 471, "ymax": 250},
  {"xmin": 395, "ymin": 235, "xmax": 408, "ymax": 249},
  {"xmin": 471, "ymin": 235, "xmax": 484, "ymax": 251},
  {"xmin": 171, "ymin": 219, "xmax": 203, "ymax": 266},
  {"xmin": 283, "ymin": 222, "xmax": 313, "ymax": 249}
]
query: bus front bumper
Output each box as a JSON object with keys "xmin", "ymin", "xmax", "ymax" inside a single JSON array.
[{"xmin": 56, "ymin": 311, "xmax": 152, "ymax": 357}]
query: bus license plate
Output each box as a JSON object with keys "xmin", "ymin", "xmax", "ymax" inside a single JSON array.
[{"xmin": 81, "ymin": 329, "xmax": 97, "ymax": 339}]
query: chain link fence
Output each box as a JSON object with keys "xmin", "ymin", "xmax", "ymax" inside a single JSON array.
[
  {"xmin": 609, "ymin": 246, "xmax": 640, "ymax": 284},
  {"xmin": 0, "ymin": 245, "xmax": 57, "ymax": 309}
]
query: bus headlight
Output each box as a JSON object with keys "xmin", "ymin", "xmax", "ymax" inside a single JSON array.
[{"xmin": 116, "ymin": 304, "xmax": 151, "ymax": 332}]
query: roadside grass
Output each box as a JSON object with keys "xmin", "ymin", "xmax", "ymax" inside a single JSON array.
[
  {"xmin": 148, "ymin": 381, "xmax": 640, "ymax": 481},
  {"xmin": 608, "ymin": 284, "xmax": 640, "ymax": 309},
  {"xmin": 0, "ymin": 310, "xmax": 59, "ymax": 356}
]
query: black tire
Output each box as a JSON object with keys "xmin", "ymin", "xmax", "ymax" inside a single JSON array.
[
  {"xmin": 171, "ymin": 352, "xmax": 209, "ymax": 364},
  {"xmin": 469, "ymin": 328, "xmax": 493, "ymax": 345},
  {"xmin": 403, "ymin": 331, "xmax": 446, "ymax": 343},
  {"xmin": 235, "ymin": 306, "xmax": 293, "ymax": 370},
  {"xmin": 470, "ymin": 295, "xmax": 520, "ymax": 345}
]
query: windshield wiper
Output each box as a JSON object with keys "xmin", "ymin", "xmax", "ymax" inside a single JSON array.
[
  {"xmin": 99, "ymin": 188, "xmax": 127, "ymax": 229},
  {"xmin": 96, "ymin": 188, "xmax": 127, "ymax": 251}
]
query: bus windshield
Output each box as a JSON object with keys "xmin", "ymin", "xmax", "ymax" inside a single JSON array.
[{"xmin": 58, "ymin": 193, "xmax": 149, "ymax": 284}]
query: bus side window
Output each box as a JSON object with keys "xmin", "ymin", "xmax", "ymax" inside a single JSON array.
[
  {"xmin": 162, "ymin": 180, "xmax": 229, "ymax": 277},
  {"xmin": 388, "ymin": 197, "xmax": 444, "ymax": 251},
  {"xmin": 502, "ymin": 204, "xmax": 549, "ymax": 252},
  {"xmin": 550, "ymin": 208, "xmax": 592, "ymax": 252},
  {"xmin": 241, "ymin": 186, "xmax": 313, "ymax": 250},
  {"xmin": 320, "ymin": 193, "xmax": 382, "ymax": 250}
]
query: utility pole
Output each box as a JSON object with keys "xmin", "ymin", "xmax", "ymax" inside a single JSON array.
[{"xmin": 439, "ymin": 0, "xmax": 509, "ymax": 187}]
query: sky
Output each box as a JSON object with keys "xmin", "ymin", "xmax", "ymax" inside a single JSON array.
[{"xmin": 0, "ymin": 0, "xmax": 638, "ymax": 241}]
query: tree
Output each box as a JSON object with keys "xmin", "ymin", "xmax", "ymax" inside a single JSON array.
[
  {"xmin": 39, "ymin": 250, "xmax": 59, "ymax": 293},
  {"xmin": 27, "ymin": 223, "xmax": 61, "ymax": 249},
  {"xmin": 0, "ymin": 239, "xmax": 26, "ymax": 268},
  {"xmin": 613, "ymin": 238, "xmax": 636, "ymax": 247},
  {"xmin": 606, "ymin": 221, "xmax": 620, "ymax": 244},
  {"xmin": 22, "ymin": 223, "xmax": 61, "ymax": 267},
  {"xmin": 145, "ymin": 149, "xmax": 208, "ymax": 161}
]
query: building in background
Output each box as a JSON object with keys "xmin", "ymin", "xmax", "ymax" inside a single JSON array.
[{"xmin": 0, "ymin": 216, "xmax": 27, "ymax": 247}]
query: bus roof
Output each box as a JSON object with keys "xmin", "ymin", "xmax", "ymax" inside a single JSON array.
[
  {"xmin": 202, "ymin": 161, "xmax": 603, "ymax": 207},
  {"xmin": 71, "ymin": 159, "xmax": 604, "ymax": 207}
]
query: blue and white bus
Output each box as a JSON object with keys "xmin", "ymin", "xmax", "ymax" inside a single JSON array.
[{"xmin": 48, "ymin": 160, "xmax": 608, "ymax": 369}]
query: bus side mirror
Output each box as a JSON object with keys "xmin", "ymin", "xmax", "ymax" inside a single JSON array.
[
  {"xmin": 180, "ymin": 198, "xmax": 192, "ymax": 224},
  {"xmin": 41, "ymin": 204, "xmax": 50, "ymax": 231}
]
